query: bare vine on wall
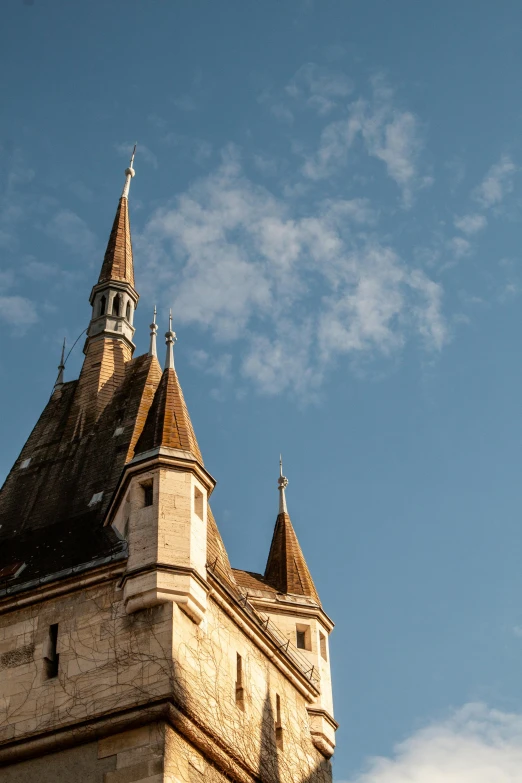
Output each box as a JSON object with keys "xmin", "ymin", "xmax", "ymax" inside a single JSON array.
[{"xmin": 0, "ymin": 584, "xmax": 332, "ymax": 783}]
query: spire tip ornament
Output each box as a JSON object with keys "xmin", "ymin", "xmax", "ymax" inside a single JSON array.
[
  {"xmin": 165, "ymin": 308, "xmax": 177, "ymax": 370},
  {"xmin": 278, "ymin": 455, "xmax": 288, "ymax": 514},
  {"xmin": 54, "ymin": 338, "xmax": 66, "ymax": 391},
  {"xmin": 148, "ymin": 305, "xmax": 158, "ymax": 358},
  {"xmin": 122, "ymin": 143, "xmax": 137, "ymax": 199}
]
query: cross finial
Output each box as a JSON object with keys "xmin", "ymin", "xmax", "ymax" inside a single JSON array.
[
  {"xmin": 122, "ymin": 142, "xmax": 137, "ymax": 199},
  {"xmin": 165, "ymin": 308, "xmax": 177, "ymax": 370},
  {"xmin": 149, "ymin": 305, "xmax": 158, "ymax": 358},
  {"xmin": 278, "ymin": 454, "xmax": 288, "ymax": 514}
]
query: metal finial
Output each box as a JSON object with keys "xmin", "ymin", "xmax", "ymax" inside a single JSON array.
[
  {"xmin": 122, "ymin": 143, "xmax": 137, "ymax": 199},
  {"xmin": 165, "ymin": 309, "xmax": 177, "ymax": 370},
  {"xmin": 278, "ymin": 455, "xmax": 288, "ymax": 514},
  {"xmin": 54, "ymin": 338, "xmax": 66, "ymax": 390},
  {"xmin": 149, "ymin": 305, "xmax": 158, "ymax": 358}
]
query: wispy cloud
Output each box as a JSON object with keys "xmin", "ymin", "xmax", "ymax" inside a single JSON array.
[
  {"xmin": 341, "ymin": 703, "xmax": 522, "ymax": 783},
  {"xmin": 454, "ymin": 213, "xmax": 487, "ymax": 235},
  {"xmin": 473, "ymin": 154, "xmax": 517, "ymax": 209},
  {"xmin": 286, "ymin": 62, "xmax": 354, "ymax": 115},
  {"xmin": 302, "ymin": 77, "xmax": 429, "ymax": 207},
  {"xmin": 138, "ymin": 148, "xmax": 447, "ymax": 397},
  {"xmin": 46, "ymin": 209, "xmax": 97, "ymax": 258}
]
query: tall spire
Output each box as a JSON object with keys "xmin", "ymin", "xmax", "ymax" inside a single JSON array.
[
  {"xmin": 278, "ymin": 455, "xmax": 288, "ymax": 514},
  {"xmin": 54, "ymin": 339, "xmax": 66, "ymax": 391},
  {"xmin": 122, "ymin": 143, "xmax": 136, "ymax": 199},
  {"xmin": 97, "ymin": 147, "xmax": 137, "ymax": 287},
  {"xmin": 165, "ymin": 309, "xmax": 176, "ymax": 370},
  {"xmin": 149, "ymin": 306, "xmax": 158, "ymax": 358},
  {"xmin": 264, "ymin": 461, "xmax": 320, "ymax": 603}
]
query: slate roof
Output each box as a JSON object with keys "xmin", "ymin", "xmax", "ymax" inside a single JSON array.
[
  {"xmin": 264, "ymin": 512, "xmax": 320, "ymax": 604},
  {"xmin": 0, "ymin": 354, "xmax": 161, "ymax": 582},
  {"xmin": 98, "ymin": 196, "xmax": 135, "ymax": 286}
]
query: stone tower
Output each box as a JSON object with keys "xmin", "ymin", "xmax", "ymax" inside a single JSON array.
[{"xmin": 0, "ymin": 156, "xmax": 337, "ymax": 783}]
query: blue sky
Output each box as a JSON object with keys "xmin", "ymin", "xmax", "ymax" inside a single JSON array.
[{"xmin": 4, "ymin": 1, "xmax": 522, "ymax": 780}]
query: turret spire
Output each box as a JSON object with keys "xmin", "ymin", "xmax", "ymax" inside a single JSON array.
[
  {"xmin": 278, "ymin": 455, "xmax": 288, "ymax": 514},
  {"xmin": 54, "ymin": 339, "xmax": 66, "ymax": 391},
  {"xmin": 165, "ymin": 309, "xmax": 176, "ymax": 370},
  {"xmin": 122, "ymin": 143, "xmax": 136, "ymax": 199},
  {"xmin": 149, "ymin": 306, "xmax": 158, "ymax": 358},
  {"xmin": 264, "ymin": 461, "xmax": 320, "ymax": 603}
]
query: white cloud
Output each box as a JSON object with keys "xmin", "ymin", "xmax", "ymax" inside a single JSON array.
[
  {"xmin": 137, "ymin": 151, "xmax": 447, "ymax": 396},
  {"xmin": 473, "ymin": 155, "xmax": 517, "ymax": 209},
  {"xmin": 454, "ymin": 213, "xmax": 487, "ymax": 235},
  {"xmin": 0, "ymin": 295, "xmax": 38, "ymax": 331},
  {"xmin": 302, "ymin": 78, "xmax": 428, "ymax": 207},
  {"xmin": 342, "ymin": 703, "xmax": 522, "ymax": 783}
]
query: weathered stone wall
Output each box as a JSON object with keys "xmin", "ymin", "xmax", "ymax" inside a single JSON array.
[
  {"xmin": 0, "ymin": 575, "xmax": 331, "ymax": 782},
  {"xmin": 0, "ymin": 739, "xmax": 116, "ymax": 783}
]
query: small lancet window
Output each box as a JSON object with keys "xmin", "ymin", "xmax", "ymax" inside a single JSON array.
[
  {"xmin": 99, "ymin": 295, "xmax": 106, "ymax": 316},
  {"xmin": 275, "ymin": 693, "xmax": 283, "ymax": 749},
  {"xmin": 126, "ymin": 301, "xmax": 131, "ymax": 321},
  {"xmin": 194, "ymin": 486, "xmax": 204, "ymax": 519},
  {"xmin": 44, "ymin": 624, "xmax": 59, "ymax": 679},
  {"xmin": 112, "ymin": 294, "xmax": 121, "ymax": 316}
]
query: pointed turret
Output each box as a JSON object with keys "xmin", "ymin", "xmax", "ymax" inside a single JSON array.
[
  {"xmin": 134, "ymin": 316, "xmax": 203, "ymax": 463},
  {"xmin": 264, "ymin": 459, "xmax": 320, "ymax": 603}
]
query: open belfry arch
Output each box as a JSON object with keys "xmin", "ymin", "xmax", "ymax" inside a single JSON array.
[{"xmin": 0, "ymin": 153, "xmax": 337, "ymax": 783}]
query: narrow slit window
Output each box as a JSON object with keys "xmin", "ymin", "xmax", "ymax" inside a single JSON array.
[
  {"xmin": 319, "ymin": 631, "xmax": 328, "ymax": 662},
  {"xmin": 126, "ymin": 301, "xmax": 131, "ymax": 321},
  {"xmin": 194, "ymin": 486, "xmax": 204, "ymax": 519},
  {"xmin": 99, "ymin": 295, "xmax": 106, "ymax": 316},
  {"xmin": 142, "ymin": 482, "xmax": 153, "ymax": 507},
  {"xmin": 235, "ymin": 652, "xmax": 244, "ymax": 709},
  {"xmin": 275, "ymin": 693, "xmax": 283, "ymax": 749},
  {"xmin": 44, "ymin": 624, "xmax": 59, "ymax": 679},
  {"xmin": 296, "ymin": 623, "xmax": 311, "ymax": 651}
]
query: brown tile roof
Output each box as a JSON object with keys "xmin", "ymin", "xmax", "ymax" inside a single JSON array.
[
  {"xmin": 232, "ymin": 569, "xmax": 276, "ymax": 594},
  {"xmin": 0, "ymin": 354, "xmax": 161, "ymax": 569},
  {"xmin": 264, "ymin": 512, "xmax": 320, "ymax": 604},
  {"xmin": 98, "ymin": 196, "xmax": 135, "ymax": 286},
  {"xmin": 134, "ymin": 367, "xmax": 203, "ymax": 463}
]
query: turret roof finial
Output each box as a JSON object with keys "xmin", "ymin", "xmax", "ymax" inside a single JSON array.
[
  {"xmin": 122, "ymin": 143, "xmax": 137, "ymax": 199},
  {"xmin": 149, "ymin": 305, "xmax": 158, "ymax": 358},
  {"xmin": 54, "ymin": 338, "xmax": 66, "ymax": 391},
  {"xmin": 165, "ymin": 308, "xmax": 177, "ymax": 370},
  {"xmin": 278, "ymin": 454, "xmax": 288, "ymax": 515}
]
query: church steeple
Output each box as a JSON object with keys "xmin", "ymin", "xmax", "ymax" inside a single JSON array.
[{"xmin": 264, "ymin": 460, "xmax": 320, "ymax": 603}]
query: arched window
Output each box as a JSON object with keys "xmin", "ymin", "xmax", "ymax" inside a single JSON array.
[
  {"xmin": 112, "ymin": 294, "xmax": 121, "ymax": 317},
  {"xmin": 99, "ymin": 295, "xmax": 106, "ymax": 316},
  {"xmin": 126, "ymin": 301, "xmax": 131, "ymax": 321}
]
